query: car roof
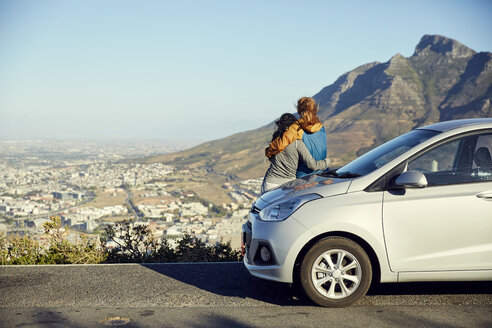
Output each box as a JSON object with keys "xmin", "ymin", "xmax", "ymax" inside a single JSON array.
[{"xmin": 417, "ymin": 118, "xmax": 492, "ymax": 132}]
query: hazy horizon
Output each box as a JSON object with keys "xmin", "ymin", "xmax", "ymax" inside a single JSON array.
[{"xmin": 0, "ymin": 137, "xmax": 204, "ymax": 142}]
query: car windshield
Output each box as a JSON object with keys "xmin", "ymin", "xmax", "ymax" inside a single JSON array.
[{"xmin": 326, "ymin": 129, "xmax": 440, "ymax": 178}]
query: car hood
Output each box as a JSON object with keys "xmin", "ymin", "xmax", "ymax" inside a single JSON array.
[{"xmin": 257, "ymin": 174, "xmax": 352, "ymax": 208}]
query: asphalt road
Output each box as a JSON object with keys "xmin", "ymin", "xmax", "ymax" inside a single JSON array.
[{"xmin": 1, "ymin": 263, "xmax": 491, "ymax": 327}]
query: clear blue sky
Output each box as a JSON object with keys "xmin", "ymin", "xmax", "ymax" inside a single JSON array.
[{"xmin": 1, "ymin": 0, "xmax": 491, "ymax": 141}]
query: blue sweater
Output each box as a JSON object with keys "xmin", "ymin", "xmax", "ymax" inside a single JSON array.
[{"xmin": 296, "ymin": 126, "xmax": 327, "ymax": 178}]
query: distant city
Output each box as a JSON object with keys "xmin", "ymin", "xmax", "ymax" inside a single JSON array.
[{"xmin": 0, "ymin": 140, "xmax": 262, "ymax": 249}]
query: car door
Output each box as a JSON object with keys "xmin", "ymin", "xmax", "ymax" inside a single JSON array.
[{"xmin": 382, "ymin": 131, "xmax": 492, "ymax": 272}]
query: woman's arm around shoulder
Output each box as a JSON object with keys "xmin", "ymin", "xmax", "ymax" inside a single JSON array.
[
  {"xmin": 296, "ymin": 140, "xmax": 330, "ymax": 170},
  {"xmin": 265, "ymin": 122, "xmax": 304, "ymax": 158}
]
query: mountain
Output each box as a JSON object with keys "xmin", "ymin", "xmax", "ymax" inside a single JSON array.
[{"xmin": 147, "ymin": 35, "xmax": 492, "ymax": 179}]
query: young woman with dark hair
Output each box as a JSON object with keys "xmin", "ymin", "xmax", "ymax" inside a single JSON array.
[
  {"xmin": 265, "ymin": 97, "xmax": 328, "ymax": 178},
  {"xmin": 261, "ymin": 113, "xmax": 330, "ymax": 194}
]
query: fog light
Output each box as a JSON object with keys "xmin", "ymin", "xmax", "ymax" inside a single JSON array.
[{"xmin": 260, "ymin": 246, "xmax": 271, "ymax": 262}]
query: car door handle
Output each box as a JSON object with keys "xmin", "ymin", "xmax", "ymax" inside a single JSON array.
[{"xmin": 476, "ymin": 191, "xmax": 492, "ymax": 199}]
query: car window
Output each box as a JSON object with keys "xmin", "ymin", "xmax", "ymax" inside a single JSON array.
[
  {"xmin": 408, "ymin": 139, "xmax": 461, "ymax": 173},
  {"xmin": 408, "ymin": 132, "xmax": 492, "ymax": 186}
]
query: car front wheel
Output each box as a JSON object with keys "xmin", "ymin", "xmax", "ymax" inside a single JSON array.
[{"xmin": 300, "ymin": 236, "xmax": 372, "ymax": 307}]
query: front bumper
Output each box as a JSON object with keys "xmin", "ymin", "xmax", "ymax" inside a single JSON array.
[{"xmin": 242, "ymin": 207, "xmax": 314, "ymax": 283}]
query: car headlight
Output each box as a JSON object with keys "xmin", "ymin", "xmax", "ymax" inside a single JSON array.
[{"xmin": 259, "ymin": 193, "xmax": 321, "ymax": 222}]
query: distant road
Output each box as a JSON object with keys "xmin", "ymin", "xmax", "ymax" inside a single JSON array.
[
  {"xmin": 1, "ymin": 263, "xmax": 491, "ymax": 327},
  {"xmin": 123, "ymin": 188, "xmax": 139, "ymax": 220}
]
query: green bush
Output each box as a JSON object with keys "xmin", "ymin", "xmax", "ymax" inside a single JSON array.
[
  {"xmin": 0, "ymin": 233, "xmax": 45, "ymax": 265},
  {"xmin": 43, "ymin": 216, "xmax": 107, "ymax": 264},
  {"xmin": 0, "ymin": 217, "xmax": 242, "ymax": 265},
  {"xmin": 103, "ymin": 220, "xmax": 161, "ymax": 263},
  {"xmin": 0, "ymin": 216, "xmax": 106, "ymax": 265},
  {"xmin": 104, "ymin": 220, "xmax": 242, "ymax": 263}
]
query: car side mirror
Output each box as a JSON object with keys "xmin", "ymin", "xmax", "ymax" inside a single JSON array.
[{"xmin": 395, "ymin": 171, "xmax": 428, "ymax": 188}]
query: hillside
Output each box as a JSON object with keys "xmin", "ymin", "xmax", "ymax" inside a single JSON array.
[{"xmin": 147, "ymin": 35, "xmax": 492, "ymax": 180}]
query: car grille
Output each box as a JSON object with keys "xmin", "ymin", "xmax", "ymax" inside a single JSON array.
[{"xmin": 242, "ymin": 220, "xmax": 252, "ymax": 260}]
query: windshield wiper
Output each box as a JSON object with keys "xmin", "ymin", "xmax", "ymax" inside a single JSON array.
[
  {"xmin": 319, "ymin": 170, "xmax": 360, "ymax": 179},
  {"xmin": 337, "ymin": 172, "xmax": 361, "ymax": 178},
  {"xmin": 319, "ymin": 169, "xmax": 339, "ymax": 178}
]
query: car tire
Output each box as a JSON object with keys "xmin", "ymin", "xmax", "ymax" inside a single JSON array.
[{"xmin": 300, "ymin": 236, "xmax": 372, "ymax": 307}]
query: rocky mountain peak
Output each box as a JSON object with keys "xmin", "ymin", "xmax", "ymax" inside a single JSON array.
[
  {"xmin": 151, "ymin": 35, "xmax": 491, "ymax": 180},
  {"xmin": 388, "ymin": 53, "xmax": 406, "ymax": 66},
  {"xmin": 413, "ymin": 34, "xmax": 475, "ymax": 58}
]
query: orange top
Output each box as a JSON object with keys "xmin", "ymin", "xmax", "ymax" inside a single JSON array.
[{"xmin": 265, "ymin": 114, "xmax": 323, "ymax": 158}]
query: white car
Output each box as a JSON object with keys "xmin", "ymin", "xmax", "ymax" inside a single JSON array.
[{"xmin": 243, "ymin": 118, "xmax": 492, "ymax": 307}]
